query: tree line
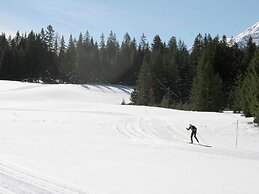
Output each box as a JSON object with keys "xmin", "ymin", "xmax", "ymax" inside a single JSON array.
[
  {"xmin": 0, "ymin": 25, "xmax": 258, "ymax": 124},
  {"xmin": 131, "ymin": 34, "xmax": 259, "ymax": 124},
  {"xmin": 0, "ymin": 25, "xmax": 143, "ymax": 85}
]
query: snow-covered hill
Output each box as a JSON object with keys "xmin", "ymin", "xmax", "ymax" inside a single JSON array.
[
  {"xmin": 0, "ymin": 81, "xmax": 259, "ymax": 194},
  {"xmin": 228, "ymin": 21, "xmax": 259, "ymax": 47}
]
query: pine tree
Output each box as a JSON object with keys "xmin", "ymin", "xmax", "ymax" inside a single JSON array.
[
  {"xmin": 149, "ymin": 35, "xmax": 166, "ymax": 104},
  {"xmin": 135, "ymin": 55, "xmax": 153, "ymax": 105},
  {"xmin": 0, "ymin": 34, "xmax": 9, "ymax": 75},
  {"xmin": 40, "ymin": 28, "xmax": 46, "ymax": 42},
  {"xmin": 45, "ymin": 25, "xmax": 55, "ymax": 51},
  {"xmin": 241, "ymin": 37, "xmax": 256, "ymax": 74},
  {"xmin": 163, "ymin": 36, "xmax": 179, "ymax": 105},
  {"xmin": 233, "ymin": 39, "xmax": 255, "ymax": 113},
  {"xmin": 190, "ymin": 48, "xmax": 223, "ymax": 111},
  {"xmin": 24, "ymin": 31, "xmax": 38, "ymax": 81},
  {"xmin": 77, "ymin": 33, "xmax": 87, "ymax": 82},
  {"xmin": 132, "ymin": 34, "xmax": 151, "ymax": 105},
  {"xmin": 190, "ymin": 33, "xmax": 203, "ymax": 74},
  {"xmin": 240, "ymin": 49, "xmax": 259, "ymax": 123},
  {"xmin": 58, "ymin": 36, "xmax": 66, "ymax": 81},
  {"xmin": 64, "ymin": 35, "xmax": 77, "ymax": 82},
  {"xmin": 90, "ymin": 41, "xmax": 100, "ymax": 83},
  {"xmin": 140, "ymin": 33, "xmax": 148, "ymax": 51},
  {"xmin": 117, "ymin": 33, "xmax": 137, "ymax": 84},
  {"xmin": 175, "ymin": 40, "xmax": 192, "ymax": 103},
  {"xmin": 98, "ymin": 33, "xmax": 106, "ymax": 82},
  {"xmin": 106, "ymin": 31, "xmax": 119, "ymax": 82},
  {"xmin": 0, "ymin": 46, "xmax": 15, "ymax": 80}
]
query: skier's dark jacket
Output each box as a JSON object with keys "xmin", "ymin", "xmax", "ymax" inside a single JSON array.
[{"xmin": 187, "ymin": 124, "xmax": 197, "ymax": 132}]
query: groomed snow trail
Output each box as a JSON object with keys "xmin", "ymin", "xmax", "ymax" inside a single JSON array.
[
  {"xmin": 1, "ymin": 81, "xmax": 259, "ymax": 194},
  {"xmin": 0, "ymin": 162, "xmax": 86, "ymax": 194},
  {"xmin": 116, "ymin": 116, "xmax": 259, "ymax": 161},
  {"xmin": 116, "ymin": 116, "xmax": 189, "ymax": 146}
]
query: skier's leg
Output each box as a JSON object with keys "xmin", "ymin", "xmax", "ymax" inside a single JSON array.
[
  {"xmin": 191, "ymin": 132, "xmax": 194, "ymax": 143},
  {"xmin": 194, "ymin": 132, "xmax": 199, "ymax": 143}
]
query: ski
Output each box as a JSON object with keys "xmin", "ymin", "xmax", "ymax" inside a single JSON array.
[{"xmin": 188, "ymin": 142, "xmax": 212, "ymax": 148}]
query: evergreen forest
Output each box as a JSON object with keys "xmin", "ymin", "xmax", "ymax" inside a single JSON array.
[{"xmin": 0, "ymin": 25, "xmax": 258, "ymax": 124}]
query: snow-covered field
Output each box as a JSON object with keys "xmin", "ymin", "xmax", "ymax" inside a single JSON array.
[{"xmin": 0, "ymin": 80, "xmax": 259, "ymax": 194}]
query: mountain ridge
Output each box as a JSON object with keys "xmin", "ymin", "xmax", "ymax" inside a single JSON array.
[{"xmin": 228, "ymin": 21, "xmax": 259, "ymax": 47}]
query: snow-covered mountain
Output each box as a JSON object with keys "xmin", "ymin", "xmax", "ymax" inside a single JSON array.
[{"xmin": 228, "ymin": 21, "xmax": 259, "ymax": 47}]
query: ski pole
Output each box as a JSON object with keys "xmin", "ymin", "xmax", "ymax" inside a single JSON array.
[{"xmin": 197, "ymin": 133, "xmax": 208, "ymax": 145}]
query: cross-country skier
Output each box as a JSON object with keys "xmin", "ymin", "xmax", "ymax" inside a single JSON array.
[{"xmin": 186, "ymin": 124, "xmax": 199, "ymax": 144}]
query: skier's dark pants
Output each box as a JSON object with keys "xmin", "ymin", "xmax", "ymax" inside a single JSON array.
[{"xmin": 191, "ymin": 131, "xmax": 199, "ymax": 143}]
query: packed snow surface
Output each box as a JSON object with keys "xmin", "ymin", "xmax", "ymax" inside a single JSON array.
[{"xmin": 0, "ymin": 80, "xmax": 259, "ymax": 194}]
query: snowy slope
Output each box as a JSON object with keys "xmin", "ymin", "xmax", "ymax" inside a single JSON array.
[
  {"xmin": 228, "ymin": 21, "xmax": 259, "ymax": 47},
  {"xmin": 0, "ymin": 81, "xmax": 259, "ymax": 194}
]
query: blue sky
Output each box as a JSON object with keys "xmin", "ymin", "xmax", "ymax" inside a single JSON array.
[{"xmin": 0, "ymin": 0, "xmax": 258, "ymax": 47}]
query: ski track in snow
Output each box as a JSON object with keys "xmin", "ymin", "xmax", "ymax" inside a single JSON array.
[
  {"xmin": 1, "ymin": 81, "xmax": 259, "ymax": 194},
  {"xmin": 0, "ymin": 83, "xmax": 48, "ymax": 93},
  {"xmin": 116, "ymin": 116, "xmax": 259, "ymax": 161},
  {"xmin": 0, "ymin": 161, "xmax": 87, "ymax": 194},
  {"xmin": 117, "ymin": 117, "xmax": 188, "ymax": 145}
]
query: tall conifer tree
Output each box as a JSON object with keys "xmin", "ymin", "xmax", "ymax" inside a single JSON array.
[
  {"xmin": 240, "ymin": 49, "xmax": 259, "ymax": 123},
  {"xmin": 190, "ymin": 48, "xmax": 223, "ymax": 111}
]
